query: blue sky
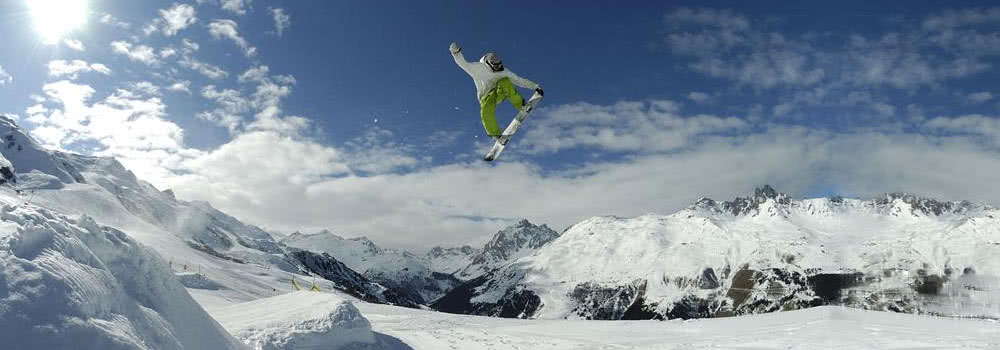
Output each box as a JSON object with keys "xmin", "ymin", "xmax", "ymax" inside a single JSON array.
[{"xmin": 1, "ymin": 0, "xmax": 999, "ymax": 248}]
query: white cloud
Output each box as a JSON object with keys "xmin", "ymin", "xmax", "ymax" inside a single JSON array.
[
  {"xmin": 922, "ymin": 8, "xmax": 1000, "ymax": 31},
  {"xmin": 664, "ymin": 9, "xmax": 825, "ymax": 89},
  {"xmin": 110, "ymin": 41, "xmax": 159, "ymax": 65},
  {"xmin": 0, "ymin": 65, "xmax": 13, "ymax": 85},
  {"xmin": 47, "ymin": 60, "xmax": 90, "ymax": 78},
  {"xmin": 520, "ymin": 100, "xmax": 748, "ymax": 154},
  {"xmin": 160, "ymin": 47, "xmax": 178, "ymax": 59},
  {"xmin": 221, "ymin": 0, "xmax": 252, "ymax": 15},
  {"xmin": 47, "ymin": 60, "xmax": 112, "ymax": 79},
  {"xmin": 99, "ymin": 13, "xmax": 131, "ymax": 29},
  {"xmin": 194, "ymin": 66, "xmax": 301, "ymax": 134},
  {"xmin": 342, "ymin": 127, "xmax": 420, "ymax": 174},
  {"xmin": 90, "ymin": 64, "xmax": 111, "ymax": 75},
  {"xmin": 167, "ymin": 81, "xmax": 191, "ymax": 94},
  {"xmin": 688, "ymin": 43, "xmax": 826, "ymax": 89},
  {"xmin": 159, "ymin": 3, "xmax": 198, "ymax": 36},
  {"xmin": 199, "ymin": 85, "xmax": 249, "ymax": 131},
  {"xmin": 143, "ymin": 23, "xmax": 159, "ymax": 36},
  {"xmin": 62, "ymin": 39, "xmax": 85, "ymax": 51},
  {"xmin": 845, "ymin": 34, "xmax": 990, "ymax": 89},
  {"xmin": 270, "ymin": 7, "xmax": 290, "ymax": 36},
  {"xmin": 182, "ymin": 38, "xmax": 200, "ymax": 53},
  {"xmin": 236, "ymin": 66, "xmax": 302, "ymax": 133},
  {"xmin": 26, "ymin": 80, "xmax": 199, "ymax": 186},
  {"xmin": 208, "ymin": 19, "xmax": 257, "ymax": 57},
  {"xmin": 179, "ymin": 56, "xmax": 227, "ymax": 79},
  {"xmin": 129, "ymin": 81, "xmax": 162, "ymax": 96},
  {"xmin": 664, "ymin": 8, "xmax": 998, "ymax": 91},
  {"xmin": 967, "ymin": 91, "xmax": 993, "ymax": 104},
  {"xmin": 924, "ymin": 114, "xmax": 1000, "ymax": 145},
  {"xmin": 686, "ymin": 91, "xmax": 710, "ymax": 104}
]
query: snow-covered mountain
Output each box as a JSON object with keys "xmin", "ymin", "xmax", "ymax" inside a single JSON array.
[
  {"xmin": 457, "ymin": 219, "xmax": 560, "ymax": 280},
  {"xmin": 426, "ymin": 245, "xmax": 480, "ymax": 276},
  {"xmin": 434, "ymin": 186, "xmax": 1000, "ymax": 320},
  {"xmin": 287, "ymin": 249, "xmax": 421, "ymax": 308},
  {"xmin": 282, "ymin": 230, "xmax": 462, "ymax": 304}
]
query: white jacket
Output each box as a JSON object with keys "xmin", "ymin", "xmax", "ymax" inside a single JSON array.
[{"xmin": 452, "ymin": 51, "xmax": 539, "ymax": 101}]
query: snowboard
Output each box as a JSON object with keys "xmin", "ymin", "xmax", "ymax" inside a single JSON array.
[{"xmin": 483, "ymin": 91, "xmax": 543, "ymax": 161}]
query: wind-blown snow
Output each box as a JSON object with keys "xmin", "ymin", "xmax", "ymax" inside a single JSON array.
[
  {"xmin": 214, "ymin": 291, "xmax": 375, "ymax": 350},
  {"xmin": 0, "ymin": 199, "xmax": 245, "ymax": 350}
]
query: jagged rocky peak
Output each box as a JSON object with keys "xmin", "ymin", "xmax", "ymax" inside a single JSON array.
[
  {"xmin": 692, "ymin": 185, "xmax": 792, "ymax": 216},
  {"xmin": 875, "ymin": 192, "xmax": 977, "ymax": 216},
  {"xmin": 482, "ymin": 219, "xmax": 559, "ymax": 256}
]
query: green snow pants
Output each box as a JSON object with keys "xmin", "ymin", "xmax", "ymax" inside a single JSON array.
[{"xmin": 479, "ymin": 78, "xmax": 525, "ymax": 137}]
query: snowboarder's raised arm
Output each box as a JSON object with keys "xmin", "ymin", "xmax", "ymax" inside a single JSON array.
[
  {"xmin": 449, "ymin": 42, "xmax": 474, "ymax": 75},
  {"xmin": 504, "ymin": 70, "xmax": 540, "ymax": 91}
]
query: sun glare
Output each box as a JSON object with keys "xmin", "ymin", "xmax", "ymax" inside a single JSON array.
[{"xmin": 28, "ymin": 0, "xmax": 89, "ymax": 44}]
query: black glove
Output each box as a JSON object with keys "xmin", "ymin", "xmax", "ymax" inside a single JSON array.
[{"xmin": 535, "ymin": 87, "xmax": 544, "ymax": 97}]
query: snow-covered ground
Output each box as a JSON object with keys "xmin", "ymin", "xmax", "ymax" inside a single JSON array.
[{"xmin": 354, "ymin": 302, "xmax": 1000, "ymax": 350}]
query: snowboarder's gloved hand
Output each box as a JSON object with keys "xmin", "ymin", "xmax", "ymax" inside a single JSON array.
[
  {"xmin": 535, "ymin": 87, "xmax": 544, "ymax": 97},
  {"xmin": 449, "ymin": 42, "xmax": 461, "ymax": 54}
]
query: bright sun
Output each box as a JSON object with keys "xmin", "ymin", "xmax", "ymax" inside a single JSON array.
[{"xmin": 28, "ymin": 0, "xmax": 89, "ymax": 44}]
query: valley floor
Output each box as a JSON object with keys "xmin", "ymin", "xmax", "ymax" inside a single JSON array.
[{"xmin": 351, "ymin": 302, "xmax": 999, "ymax": 350}]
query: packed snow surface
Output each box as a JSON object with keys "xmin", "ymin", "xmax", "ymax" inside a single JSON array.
[
  {"xmin": 214, "ymin": 291, "xmax": 375, "ymax": 350},
  {"xmin": 355, "ymin": 302, "xmax": 999, "ymax": 350}
]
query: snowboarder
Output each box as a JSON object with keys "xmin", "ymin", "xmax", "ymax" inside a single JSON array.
[{"xmin": 449, "ymin": 42, "xmax": 543, "ymax": 143}]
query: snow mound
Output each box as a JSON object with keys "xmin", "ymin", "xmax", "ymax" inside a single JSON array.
[
  {"xmin": 0, "ymin": 203, "xmax": 245, "ymax": 350},
  {"xmin": 214, "ymin": 291, "xmax": 376, "ymax": 350}
]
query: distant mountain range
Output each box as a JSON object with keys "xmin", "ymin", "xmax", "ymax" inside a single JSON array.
[{"xmin": 433, "ymin": 185, "xmax": 1000, "ymax": 320}]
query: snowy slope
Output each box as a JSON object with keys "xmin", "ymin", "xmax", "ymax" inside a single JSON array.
[
  {"xmin": 436, "ymin": 186, "xmax": 1000, "ymax": 320},
  {"xmin": 283, "ymin": 231, "xmax": 460, "ymax": 304},
  {"xmin": 214, "ymin": 291, "xmax": 375, "ymax": 350},
  {"xmin": 0, "ymin": 197, "xmax": 245, "ymax": 350},
  {"xmin": 457, "ymin": 219, "xmax": 559, "ymax": 280}
]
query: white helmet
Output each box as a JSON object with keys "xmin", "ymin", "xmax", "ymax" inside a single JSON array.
[{"xmin": 480, "ymin": 52, "xmax": 503, "ymax": 72}]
